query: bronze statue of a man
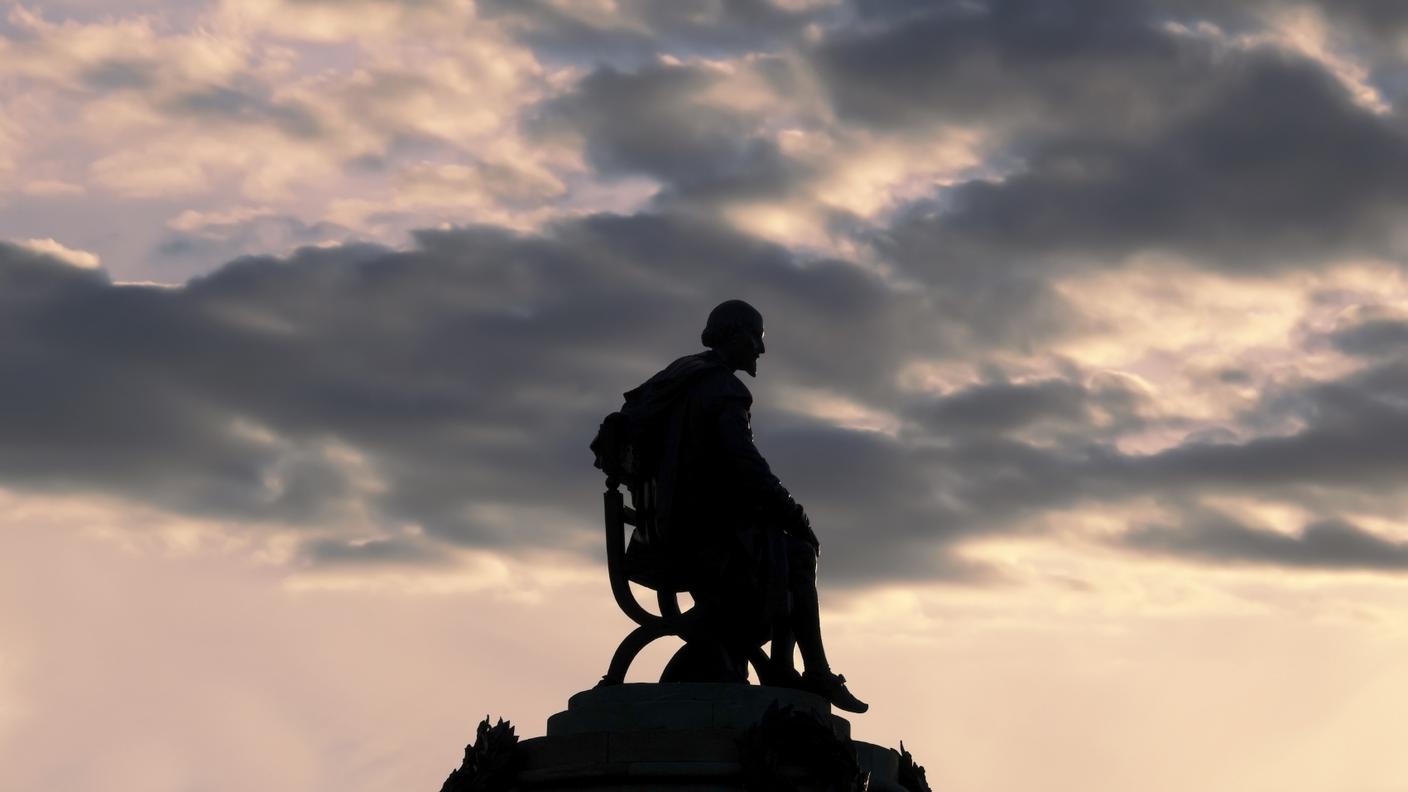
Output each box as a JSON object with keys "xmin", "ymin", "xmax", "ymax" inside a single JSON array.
[{"xmin": 607, "ymin": 299, "xmax": 867, "ymax": 713}]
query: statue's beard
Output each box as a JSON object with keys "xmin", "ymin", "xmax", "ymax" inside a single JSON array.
[{"xmin": 741, "ymin": 358, "xmax": 758, "ymax": 377}]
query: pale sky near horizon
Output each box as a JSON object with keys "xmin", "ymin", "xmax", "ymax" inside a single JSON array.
[{"xmin": 4, "ymin": 1, "xmax": 1408, "ymax": 790}]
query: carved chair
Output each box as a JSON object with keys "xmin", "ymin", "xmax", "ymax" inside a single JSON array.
[{"xmin": 597, "ymin": 474, "xmax": 706, "ymax": 685}]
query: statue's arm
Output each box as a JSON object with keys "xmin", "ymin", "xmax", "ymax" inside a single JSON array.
[{"xmin": 714, "ymin": 395, "xmax": 814, "ymax": 545}]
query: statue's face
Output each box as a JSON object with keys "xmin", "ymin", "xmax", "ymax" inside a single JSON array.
[{"xmin": 723, "ymin": 318, "xmax": 766, "ymax": 377}]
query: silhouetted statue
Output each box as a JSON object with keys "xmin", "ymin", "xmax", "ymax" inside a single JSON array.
[{"xmin": 593, "ymin": 300, "xmax": 867, "ymax": 713}]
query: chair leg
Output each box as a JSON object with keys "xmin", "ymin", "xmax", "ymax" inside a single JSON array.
[
  {"xmin": 657, "ymin": 589, "xmax": 682, "ymax": 619},
  {"xmin": 598, "ymin": 623, "xmax": 669, "ymax": 687}
]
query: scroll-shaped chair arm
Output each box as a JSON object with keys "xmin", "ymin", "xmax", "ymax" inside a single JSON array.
[
  {"xmin": 597, "ymin": 485, "xmax": 713, "ymax": 686},
  {"xmin": 604, "ymin": 487, "xmax": 660, "ymax": 627}
]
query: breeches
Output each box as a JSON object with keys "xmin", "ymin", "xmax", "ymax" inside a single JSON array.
[{"xmin": 687, "ymin": 528, "xmax": 817, "ymax": 644}]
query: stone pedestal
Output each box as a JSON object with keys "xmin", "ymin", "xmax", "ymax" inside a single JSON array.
[{"xmin": 512, "ymin": 683, "xmax": 910, "ymax": 791}]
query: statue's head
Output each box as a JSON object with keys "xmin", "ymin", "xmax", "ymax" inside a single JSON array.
[{"xmin": 702, "ymin": 299, "xmax": 765, "ymax": 377}]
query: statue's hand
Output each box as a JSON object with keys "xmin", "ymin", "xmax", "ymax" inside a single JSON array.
[
  {"xmin": 801, "ymin": 524, "xmax": 821, "ymax": 555},
  {"xmin": 790, "ymin": 504, "xmax": 821, "ymax": 554}
]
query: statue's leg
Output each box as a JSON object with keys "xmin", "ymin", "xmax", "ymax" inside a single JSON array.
[
  {"xmin": 778, "ymin": 535, "xmax": 871, "ymax": 713},
  {"xmin": 771, "ymin": 623, "xmax": 796, "ymax": 672},
  {"xmin": 785, "ymin": 534, "xmax": 830, "ymax": 675},
  {"xmin": 752, "ymin": 531, "xmax": 805, "ymax": 687}
]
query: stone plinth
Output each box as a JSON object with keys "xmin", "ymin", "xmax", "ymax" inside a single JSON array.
[
  {"xmin": 547, "ymin": 682, "xmax": 851, "ymax": 740},
  {"xmin": 513, "ymin": 683, "xmax": 910, "ymax": 791}
]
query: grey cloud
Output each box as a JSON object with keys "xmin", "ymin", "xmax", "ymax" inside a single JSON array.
[
  {"xmin": 822, "ymin": 0, "xmax": 1396, "ymax": 131},
  {"xmin": 0, "ymin": 217, "xmax": 970, "ymax": 584},
  {"xmin": 283, "ymin": 0, "xmax": 449, "ymax": 5},
  {"xmin": 1319, "ymin": 0, "xmax": 1408, "ymax": 30},
  {"xmin": 1164, "ymin": 0, "xmax": 1408, "ymax": 39},
  {"xmin": 1146, "ymin": 360, "xmax": 1408, "ymax": 490},
  {"xmin": 155, "ymin": 212, "xmax": 354, "ymax": 277},
  {"xmin": 1329, "ymin": 318, "xmax": 1408, "ymax": 358},
  {"xmin": 80, "ymin": 58, "xmax": 159, "ymax": 91},
  {"xmin": 535, "ymin": 56, "xmax": 1070, "ymax": 351},
  {"xmin": 13, "ymin": 0, "xmax": 1408, "ymax": 585},
  {"xmin": 836, "ymin": 354, "xmax": 1408, "ymax": 574},
  {"xmin": 796, "ymin": 0, "xmax": 1408, "ymax": 281},
  {"xmin": 17, "ymin": 203, "xmax": 1408, "ymax": 574},
  {"xmin": 873, "ymin": 48, "xmax": 1408, "ymax": 279},
  {"xmin": 758, "ymin": 416, "xmax": 1002, "ymax": 584},
  {"xmin": 162, "ymin": 85, "xmax": 326, "ymax": 140},
  {"xmin": 904, "ymin": 374, "xmax": 1150, "ymax": 442},
  {"xmin": 521, "ymin": 0, "xmax": 1408, "ymax": 339},
  {"xmin": 1124, "ymin": 513, "xmax": 1408, "ymax": 571},
  {"xmin": 1084, "ymin": 361, "xmax": 1408, "ymax": 570},
  {"xmin": 8, "ymin": 224, "xmax": 1408, "ymax": 581},
  {"xmin": 297, "ymin": 536, "xmax": 451, "ymax": 567},
  {"xmin": 0, "ymin": 247, "xmax": 357, "ymax": 524},
  {"xmin": 1267, "ymin": 0, "xmax": 1408, "ymax": 66},
  {"xmin": 932, "ymin": 358, "xmax": 1408, "ymax": 540},
  {"xmin": 814, "ymin": 0, "xmax": 1193, "ymax": 134},
  {"xmin": 524, "ymin": 0, "xmax": 1408, "ymax": 359},
  {"xmin": 533, "ymin": 62, "xmax": 812, "ymax": 207},
  {"xmin": 482, "ymin": 0, "xmax": 836, "ymax": 65}
]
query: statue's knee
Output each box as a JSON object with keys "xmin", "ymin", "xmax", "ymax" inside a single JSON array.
[{"xmin": 784, "ymin": 535, "xmax": 817, "ymax": 583}]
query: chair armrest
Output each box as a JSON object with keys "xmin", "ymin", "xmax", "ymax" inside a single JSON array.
[{"xmin": 604, "ymin": 488, "xmax": 658, "ymax": 626}]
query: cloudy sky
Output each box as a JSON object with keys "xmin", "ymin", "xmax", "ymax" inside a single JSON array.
[{"xmin": 3, "ymin": 1, "xmax": 1408, "ymax": 789}]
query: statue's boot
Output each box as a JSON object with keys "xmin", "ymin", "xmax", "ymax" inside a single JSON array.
[{"xmin": 803, "ymin": 670, "xmax": 869, "ymax": 714}]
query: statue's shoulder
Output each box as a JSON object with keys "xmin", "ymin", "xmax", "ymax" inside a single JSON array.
[
  {"xmin": 692, "ymin": 364, "xmax": 751, "ymax": 408},
  {"xmin": 623, "ymin": 351, "xmax": 743, "ymax": 412}
]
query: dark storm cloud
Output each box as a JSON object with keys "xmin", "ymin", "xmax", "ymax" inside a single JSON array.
[{"xmin": 1124, "ymin": 513, "xmax": 1408, "ymax": 570}]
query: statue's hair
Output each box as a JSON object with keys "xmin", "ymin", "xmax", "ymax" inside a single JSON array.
[{"xmin": 701, "ymin": 299, "xmax": 763, "ymax": 349}]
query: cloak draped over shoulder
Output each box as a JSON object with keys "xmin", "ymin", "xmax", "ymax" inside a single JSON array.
[{"xmin": 618, "ymin": 350, "xmax": 800, "ymax": 589}]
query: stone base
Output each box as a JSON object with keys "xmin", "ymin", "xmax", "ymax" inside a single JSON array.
[{"xmin": 513, "ymin": 683, "xmax": 909, "ymax": 791}]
